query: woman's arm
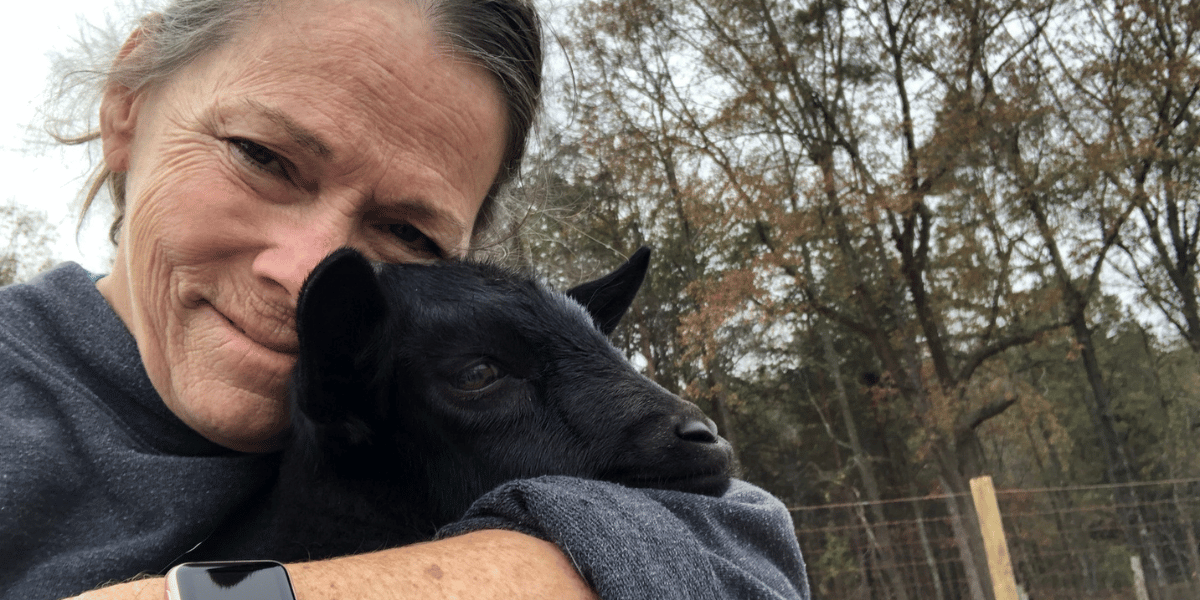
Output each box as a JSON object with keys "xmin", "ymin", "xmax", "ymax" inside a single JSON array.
[
  {"xmin": 68, "ymin": 478, "xmax": 808, "ymax": 600},
  {"xmin": 287, "ymin": 530, "xmax": 597, "ymax": 600},
  {"xmin": 289, "ymin": 532, "xmax": 595, "ymax": 597},
  {"xmin": 68, "ymin": 530, "xmax": 597, "ymax": 600}
]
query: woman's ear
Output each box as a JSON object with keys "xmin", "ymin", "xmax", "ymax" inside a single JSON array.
[{"xmin": 99, "ymin": 27, "xmax": 151, "ymax": 174}]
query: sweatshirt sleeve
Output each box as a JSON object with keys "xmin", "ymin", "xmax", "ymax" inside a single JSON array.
[{"xmin": 436, "ymin": 477, "xmax": 810, "ymax": 600}]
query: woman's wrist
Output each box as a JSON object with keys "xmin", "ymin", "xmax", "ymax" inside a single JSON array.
[{"xmin": 65, "ymin": 576, "xmax": 163, "ymax": 600}]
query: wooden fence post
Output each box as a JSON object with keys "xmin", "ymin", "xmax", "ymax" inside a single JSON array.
[
  {"xmin": 970, "ymin": 475, "xmax": 1020, "ymax": 600},
  {"xmin": 1131, "ymin": 556, "xmax": 1151, "ymax": 600}
]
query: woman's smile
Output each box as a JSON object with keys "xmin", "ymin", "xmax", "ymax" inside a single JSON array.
[{"xmin": 204, "ymin": 299, "xmax": 299, "ymax": 356}]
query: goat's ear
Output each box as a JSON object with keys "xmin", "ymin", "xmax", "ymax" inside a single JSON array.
[
  {"xmin": 566, "ymin": 246, "xmax": 651, "ymax": 336},
  {"xmin": 293, "ymin": 248, "xmax": 388, "ymax": 429}
]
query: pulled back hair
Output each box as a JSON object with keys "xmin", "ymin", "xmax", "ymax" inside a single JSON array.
[{"xmin": 69, "ymin": 0, "xmax": 542, "ymax": 248}]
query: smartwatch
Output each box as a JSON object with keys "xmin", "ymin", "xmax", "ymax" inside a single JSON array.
[{"xmin": 166, "ymin": 561, "xmax": 297, "ymax": 600}]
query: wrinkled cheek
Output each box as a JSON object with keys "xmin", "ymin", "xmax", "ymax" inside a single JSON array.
[
  {"xmin": 124, "ymin": 195, "xmax": 210, "ymax": 271},
  {"xmin": 121, "ymin": 188, "xmax": 188, "ymax": 312},
  {"xmin": 159, "ymin": 330, "xmax": 296, "ymax": 447},
  {"xmin": 137, "ymin": 299, "xmax": 202, "ymax": 413},
  {"xmin": 213, "ymin": 341, "xmax": 294, "ymax": 400}
]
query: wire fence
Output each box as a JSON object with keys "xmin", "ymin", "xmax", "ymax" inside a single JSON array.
[{"xmin": 791, "ymin": 478, "xmax": 1200, "ymax": 600}]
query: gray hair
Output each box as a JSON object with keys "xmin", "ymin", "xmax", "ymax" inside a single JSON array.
[{"xmin": 65, "ymin": 0, "xmax": 542, "ymax": 249}]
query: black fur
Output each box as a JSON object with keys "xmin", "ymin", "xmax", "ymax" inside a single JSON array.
[{"xmin": 262, "ymin": 247, "xmax": 733, "ymax": 560}]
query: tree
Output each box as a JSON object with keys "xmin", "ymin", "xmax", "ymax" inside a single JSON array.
[
  {"xmin": 0, "ymin": 201, "xmax": 57, "ymax": 287},
  {"xmin": 1077, "ymin": 0, "xmax": 1200, "ymax": 360},
  {"xmin": 531, "ymin": 0, "xmax": 1200, "ymax": 596}
]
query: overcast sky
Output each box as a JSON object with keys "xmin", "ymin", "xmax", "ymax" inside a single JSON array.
[{"xmin": 4, "ymin": 1, "xmax": 135, "ymax": 274}]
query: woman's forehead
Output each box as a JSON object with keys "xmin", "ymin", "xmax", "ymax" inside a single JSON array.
[
  {"xmin": 200, "ymin": 0, "xmax": 501, "ymax": 149},
  {"xmin": 228, "ymin": 0, "xmax": 439, "ymax": 79},
  {"xmin": 172, "ymin": 4, "xmax": 501, "ymax": 181}
]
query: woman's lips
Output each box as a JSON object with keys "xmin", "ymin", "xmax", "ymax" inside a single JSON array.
[{"xmin": 205, "ymin": 301, "xmax": 299, "ymax": 355}]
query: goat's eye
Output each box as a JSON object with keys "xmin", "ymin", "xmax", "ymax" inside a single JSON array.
[{"xmin": 453, "ymin": 361, "xmax": 504, "ymax": 392}]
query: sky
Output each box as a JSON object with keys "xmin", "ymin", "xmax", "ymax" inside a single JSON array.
[{"xmin": 3, "ymin": 1, "xmax": 137, "ymax": 274}]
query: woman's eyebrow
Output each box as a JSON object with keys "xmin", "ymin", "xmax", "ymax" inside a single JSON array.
[{"xmin": 239, "ymin": 99, "xmax": 335, "ymax": 160}]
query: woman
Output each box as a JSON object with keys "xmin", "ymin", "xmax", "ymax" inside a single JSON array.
[{"xmin": 0, "ymin": 0, "xmax": 810, "ymax": 598}]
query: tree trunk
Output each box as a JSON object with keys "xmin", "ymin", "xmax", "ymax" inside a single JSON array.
[
  {"xmin": 819, "ymin": 317, "xmax": 912, "ymax": 600},
  {"xmin": 909, "ymin": 481, "xmax": 948, "ymax": 600}
]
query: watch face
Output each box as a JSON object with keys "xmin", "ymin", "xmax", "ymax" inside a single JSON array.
[{"xmin": 168, "ymin": 562, "xmax": 296, "ymax": 600}]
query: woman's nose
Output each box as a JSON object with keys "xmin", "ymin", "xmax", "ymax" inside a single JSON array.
[{"xmin": 251, "ymin": 214, "xmax": 354, "ymax": 299}]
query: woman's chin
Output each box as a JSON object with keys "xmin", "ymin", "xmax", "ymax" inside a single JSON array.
[
  {"xmin": 161, "ymin": 365, "xmax": 295, "ymax": 453},
  {"xmin": 180, "ymin": 389, "xmax": 293, "ymax": 453}
]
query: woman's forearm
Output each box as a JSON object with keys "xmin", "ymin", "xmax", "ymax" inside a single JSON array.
[
  {"xmin": 67, "ymin": 530, "xmax": 597, "ymax": 600},
  {"xmin": 288, "ymin": 530, "xmax": 597, "ymax": 600}
]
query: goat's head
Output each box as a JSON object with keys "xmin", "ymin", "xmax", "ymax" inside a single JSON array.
[{"xmin": 289, "ymin": 248, "xmax": 734, "ymax": 523}]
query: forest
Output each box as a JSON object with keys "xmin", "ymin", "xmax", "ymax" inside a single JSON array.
[
  {"xmin": 503, "ymin": 0, "xmax": 1199, "ymax": 596},
  {"xmin": 511, "ymin": 0, "xmax": 1200, "ymax": 509},
  {"xmin": 2, "ymin": 0, "xmax": 1198, "ymax": 596}
]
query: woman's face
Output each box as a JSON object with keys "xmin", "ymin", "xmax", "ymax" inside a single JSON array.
[{"xmin": 96, "ymin": 0, "xmax": 508, "ymax": 452}]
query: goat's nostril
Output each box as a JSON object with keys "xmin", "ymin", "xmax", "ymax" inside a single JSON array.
[{"xmin": 676, "ymin": 418, "xmax": 719, "ymax": 444}]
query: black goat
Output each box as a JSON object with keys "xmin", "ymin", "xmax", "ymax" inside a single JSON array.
[{"xmin": 241, "ymin": 247, "xmax": 733, "ymax": 561}]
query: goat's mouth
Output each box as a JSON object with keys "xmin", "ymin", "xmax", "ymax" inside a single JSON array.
[{"xmin": 614, "ymin": 469, "xmax": 733, "ymax": 497}]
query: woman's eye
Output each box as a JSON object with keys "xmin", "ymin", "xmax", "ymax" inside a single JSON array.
[
  {"xmin": 230, "ymin": 138, "xmax": 289, "ymax": 179},
  {"xmin": 452, "ymin": 361, "xmax": 505, "ymax": 393},
  {"xmin": 388, "ymin": 223, "xmax": 443, "ymax": 259}
]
